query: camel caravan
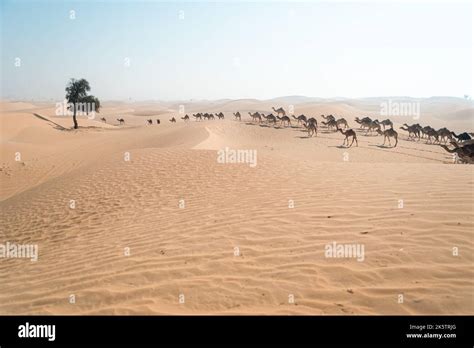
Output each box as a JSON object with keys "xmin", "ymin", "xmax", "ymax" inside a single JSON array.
[
  {"xmin": 242, "ymin": 108, "xmax": 472, "ymax": 161},
  {"xmin": 189, "ymin": 112, "xmax": 225, "ymax": 121},
  {"xmin": 175, "ymin": 107, "xmax": 471, "ymax": 157},
  {"xmin": 122, "ymin": 105, "xmax": 473, "ymax": 164},
  {"xmin": 397, "ymin": 122, "xmax": 474, "ymax": 163}
]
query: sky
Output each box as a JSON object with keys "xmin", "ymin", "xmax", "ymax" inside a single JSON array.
[{"xmin": 1, "ymin": 0, "xmax": 473, "ymax": 101}]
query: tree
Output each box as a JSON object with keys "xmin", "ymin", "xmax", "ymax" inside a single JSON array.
[{"xmin": 65, "ymin": 78, "xmax": 101, "ymax": 129}]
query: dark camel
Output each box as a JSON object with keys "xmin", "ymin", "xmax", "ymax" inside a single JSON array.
[
  {"xmin": 292, "ymin": 114, "xmax": 307, "ymax": 126},
  {"xmin": 303, "ymin": 122, "xmax": 317, "ymax": 137},
  {"xmin": 439, "ymin": 142, "xmax": 474, "ymax": 163},
  {"xmin": 322, "ymin": 119, "xmax": 338, "ymax": 131},
  {"xmin": 376, "ymin": 127, "xmax": 398, "ymax": 147},
  {"xmin": 277, "ymin": 115, "xmax": 291, "ymax": 127},
  {"xmin": 337, "ymin": 127, "xmax": 358, "ymax": 147},
  {"xmin": 451, "ymin": 132, "xmax": 472, "ymax": 142}
]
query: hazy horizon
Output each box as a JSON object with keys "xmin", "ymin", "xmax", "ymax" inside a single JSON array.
[
  {"xmin": 1, "ymin": 0, "xmax": 473, "ymax": 100},
  {"xmin": 3, "ymin": 95, "xmax": 473, "ymax": 104}
]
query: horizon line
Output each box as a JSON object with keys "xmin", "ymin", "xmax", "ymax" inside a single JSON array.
[{"xmin": 2, "ymin": 95, "xmax": 473, "ymax": 104}]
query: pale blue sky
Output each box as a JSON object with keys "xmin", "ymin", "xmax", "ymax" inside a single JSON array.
[{"xmin": 1, "ymin": 0, "xmax": 472, "ymax": 100}]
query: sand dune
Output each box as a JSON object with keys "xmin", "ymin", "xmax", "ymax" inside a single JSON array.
[{"xmin": 0, "ymin": 99, "xmax": 473, "ymax": 314}]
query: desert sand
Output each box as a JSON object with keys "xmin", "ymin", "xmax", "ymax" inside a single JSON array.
[{"xmin": 0, "ymin": 97, "xmax": 473, "ymax": 314}]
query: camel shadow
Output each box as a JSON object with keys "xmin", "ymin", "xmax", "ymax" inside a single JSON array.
[
  {"xmin": 296, "ymin": 136, "xmax": 312, "ymax": 139},
  {"xmin": 369, "ymin": 144, "xmax": 394, "ymax": 149},
  {"xmin": 327, "ymin": 145, "xmax": 349, "ymax": 149}
]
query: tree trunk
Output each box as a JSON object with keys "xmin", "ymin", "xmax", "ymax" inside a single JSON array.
[{"xmin": 73, "ymin": 103, "xmax": 78, "ymax": 129}]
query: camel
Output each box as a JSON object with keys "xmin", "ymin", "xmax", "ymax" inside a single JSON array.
[
  {"xmin": 170, "ymin": 117, "xmax": 176, "ymax": 123},
  {"xmin": 193, "ymin": 113, "xmax": 202, "ymax": 121},
  {"xmin": 365, "ymin": 121, "xmax": 381, "ymax": 135},
  {"xmin": 358, "ymin": 119, "xmax": 372, "ymax": 130},
  {"xmin": 305, "ymin": 117, "xmax": 317, "ymax": 126},
  {"xmin": 321, "ymin": 114, "xmax": 336, "ymax": 121},
  {"xmin": 424, "ymin": 128, "xmax": 439, "ymax": 144},
  {"xmin": 420, "ymin": 126, "xmax": 435, "ymax": 138},
  {"xmin": 303, "ymin": 122, "xmax": 317, "ymax": 137},
  {"xmin": 263, "ymin": 113, "xmax": 278, "ymax": 126},
  {"xmin": 400, "ymin": 124, "xmax": 421, "ymax": 140},
  {"xmin": 248, "ymin": 112, "xmax": 262, "ymax": 123},
  {"xmin": 451, "ymin": 131, "xmax": 472, "ymax": 142},
  {"xmin": 208, "ymin": 113, "xmax": 215, "ymax": 120},
  {"xmin": 147, "ymin": 119, "xmax": 153, "ymax": 125},
  {"xmin": 277, "ymin": 115, "xmax": 291, "ymax": 127},
  {"xmin": 216, "ymin": 112, "xmax": 224, "ymax": 120},
  {"xmin": 376, "ymin": 127, "xmax": 398, "ymax": 147},
  {"xmin": 413, "ymin": 124, "xmax": 423, "ymax": 139},
  {"xmin": 156, "ymin": 119, "xmax": 160, "ymax": 124},
  {"xmin": 337, "ymin": 127, "xmax": 358, "ymax": 147},
  {"xmin": 233, "ymin": 112, "xmax": 241, "ymax": 121},
  {"xmin": 117, "ymin": 118, "xmax": 125, "ymax": 125},
  {"xmin": 448, "ymin": 141, "xmax": 474, "ymax": 155},
  {"xmin": 181, "ymin": 115, "xmax": 190, "ymax": 122},
  {"xmin": 322, "ymin": 119, "xmax": 338, "ymax": 131},
  {"xmin": 380, "ymin": 119, "xmax": 393, "ymax": 130},
  {"xmin": 268, "ymin": 115, "xmax": 278, "ymax": 126},
  {"xmin": 439, "ymin": 142, "xmax": 474, "ymax": 163},
  {"xmin": 272, "ymin": 107, "xmax": 286, "ymax": 117},
  {"xmin": 292, "ymin": 114, "xmax": 307, "ymax": 126},
  {"xmin": 336, "ymin": 118, "xmax": 348, "ymax": 130},
  {"xmin": 100, "ymin": 117, "xmax": 106, "ymax": 123},
  {"xmin": 355, "ymin": 116, "xmax": 371, "ymax": 123},
  {"xmin": 437, "ymin": 128, "xmax": 453, "ymax": 143},
  {"xmin": 354, "ymin": 117, "xmax": 372, "ymax": 129}
]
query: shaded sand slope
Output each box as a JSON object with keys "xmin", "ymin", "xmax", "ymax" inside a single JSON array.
[{"xmin": 0, "ymin": 101, "xmax": 473, "ymax": 314}]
